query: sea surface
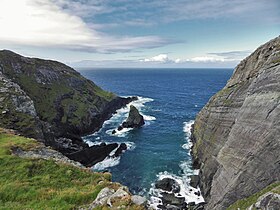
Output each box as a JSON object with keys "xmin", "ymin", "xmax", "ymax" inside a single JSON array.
[{"xmin": 79, "ymin": 68, "xmax": 232, "ymax": 206}]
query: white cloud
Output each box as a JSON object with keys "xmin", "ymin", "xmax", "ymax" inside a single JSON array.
[
  {"xmin": 143, "ymin": 54, "xmax": 170, "ymax": 62},
  {"xmin": 0, "ymin": 0, "xmax": 169, "ymax": 53},
  {"xmin": 140, "ymin": 53, "xmax": 244, "ymax": 66},
  {"xmin": 187, "ymin": 56, "xmax": 225, "ymax": 63}
]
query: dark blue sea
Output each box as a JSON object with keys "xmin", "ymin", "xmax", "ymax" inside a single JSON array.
[{"xmin": 79, "ymin": 68, "xmax": 232, "ymax": 206}]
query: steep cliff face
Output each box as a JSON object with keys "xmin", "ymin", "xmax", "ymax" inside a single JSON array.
[
  {"xmin": 0, "ymin": 50, "xmax": 133, "ymax": 155},
  {"xmin": 191, "ymin": 36, "xmax": 280, "ymax": 209}
]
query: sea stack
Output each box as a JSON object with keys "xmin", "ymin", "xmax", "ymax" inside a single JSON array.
[
  {"xmin": 112, "ymin": 105, "xmax": 144, "ymax": 134},
  {"xmin": 123, "ymin": 105, "xmax": 145, "ymax": 128}
]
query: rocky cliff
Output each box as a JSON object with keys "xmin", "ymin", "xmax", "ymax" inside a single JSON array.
[
  {"xmin": 191, "ymin": 36, "xmax": 280, "ymax": 209},
  {"xmin": 0, "ymin": 50, "xmax": 134, "ymax": 162}
]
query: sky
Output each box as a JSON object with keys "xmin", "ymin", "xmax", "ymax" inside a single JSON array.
[{"xmin": 0, "ymin": 0, "xmax": 279, "ymax": 68}]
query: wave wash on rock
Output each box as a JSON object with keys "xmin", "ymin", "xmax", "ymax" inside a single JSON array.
[{"xmin": 191, "ymin": 36, "xmax": 280, "ymax": 209}]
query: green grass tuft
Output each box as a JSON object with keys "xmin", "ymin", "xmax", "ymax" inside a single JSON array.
[
  {"xmin": 0, "ymin": 129, "xmax": 114, "ymax": 209},
  {"xmin": 227, "ymin": 182, "xmax": 280, "ymax": 210}
]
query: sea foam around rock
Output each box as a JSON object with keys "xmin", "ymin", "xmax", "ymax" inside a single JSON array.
[{"xmin": 148, "ymin": 120, "xmax": 204, "ymax": 209}]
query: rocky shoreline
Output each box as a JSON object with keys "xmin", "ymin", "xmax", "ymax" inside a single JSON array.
[{"xmin": 0, "ymin": 50, "xmax": 137, "ymax": 167}]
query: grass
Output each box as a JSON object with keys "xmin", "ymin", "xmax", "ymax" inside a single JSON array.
[
  {"xmin": 0, "ymin": 129, "xmax": 116, "ymax": 210},
  {"xmin": 227, "ymin": 182, "xmax": 280, "ymax": 210}
]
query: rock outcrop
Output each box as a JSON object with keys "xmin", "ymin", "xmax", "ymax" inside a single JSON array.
[
  {"xmin": 0, "ymin": 50, "xmax": 135, "ymax": 166},
  {"xmin": 191, "ymin": 36, "xmax": 280, "ymax": 209},
  {"xmin": 123, "ymin": 105, "xmax": 145, "ymax": 128},
  {"xmin": 112, "ymin": 105, "xmax": 145, "ymax": 134}
]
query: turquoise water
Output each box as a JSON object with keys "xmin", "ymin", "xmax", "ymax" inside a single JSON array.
[{"xmin": 79, "ymin": 68, "xmax": 232, "ymax": 202}]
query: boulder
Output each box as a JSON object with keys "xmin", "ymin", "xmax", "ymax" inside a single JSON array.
[
  {"xmin": 155, "ymin": 178, "xmax": 180, "ymax": 193},
  {"xmin": 189, "ymin": 175, "xmax": 200, "ymax": 188},
  {"xmin": 131, "ymin": 195, "xmax": 147, "ymax": 206},
  {"xmin": 107, "ymin": 187, "xmax": 130, "ymax": 207},
  {"xmin": 160, "ymin": 192, "xmax": 186, "ymax": 207},
  {"xmin": 89, "ymin": 187, "xmax": 115, "ymax": 209},
  {"xmin": 113, "ymin": 143, "xmax": 127, "ymax": 157}
]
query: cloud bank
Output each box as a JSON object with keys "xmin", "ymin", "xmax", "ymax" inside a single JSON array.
[
  {"xmin": 0, "ymin": 0, "xmax": 170, "ymax": 53},
  {"xmin": 71, "ymin": 51, "xmax": 250, "ymax": 68}
]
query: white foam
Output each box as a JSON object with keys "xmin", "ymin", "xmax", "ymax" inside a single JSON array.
[
  {"xmin": 182, "ymin": 120, "xmax": 194, "ymax": 155},
  {"xmin": 91, "ymin": 141, "xmax": 135, "ymax": 171},
  {"xmin": 107, "ymin": 127, "xmax": 134, "ymax": 137},
  {"xmin": 148, "ymin": 171, "xmax": 205, "ymax": 209},
  {"xmin": 102, "ymin": 96, "xmax": 156, "ymax": 137},
  {"xmin": 125, "ymin": 141, "xmax": 136, "ymax": 150},
  {"xmin": 183, "ymin": 120, "xmax": 194, "ymax": 135},
  {"xmin": 93, "ymin": 156, "xmax": 121, "ymax": 171},
  {"xmin": 148, "ymin": 120, "xmax": 204, "ymax": 209},
  {"xmin": 143, "ymin": 115, "xmax": 156, "ymax": 121}
]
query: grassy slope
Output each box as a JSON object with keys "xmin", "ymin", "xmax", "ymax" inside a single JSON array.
[
  {"xmin": 0, "ymin": 129, "xmax": 117, "ymax": 210},
  {"xmin": 227, "ymin": 182, "xmax": 280, "ymax": 210}
]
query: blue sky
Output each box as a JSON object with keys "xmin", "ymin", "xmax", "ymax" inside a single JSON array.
[{"xmin": 0, "ymin": 0, "xmax": 279, "ymax": 68}]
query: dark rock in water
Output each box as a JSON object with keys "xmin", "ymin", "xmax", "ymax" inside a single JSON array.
[
  {"xmin": 155, "ymin": 178, "xmax": 180, "ymax": 193},
  {"xmin": 194, "ymin": 191, "xmax": 201, "ymax": 196},
  {"xmin": 113, "ymin": 143, "xmax": 127, "ymax": 157},
  {"xmin": 189, "ymin": 175, "xmax": 200, "ymax": 188},
  {"xmin": 67, "ymin": 143, "xmax": 118, "ymax": 167},
  {"xmin": 112, "ymin": 130, "xmax": 116, "ymax": 134},
  {"xmin": 161, "ymin": 192, "xmax": 185, "ymax": 207},
  {"xmin": 122, "ymin": 105, "xmax": 144, "ymax": 128},
  {"xmin": 117, "ymin": 125, "xmax": 123, "ymax": 131}
]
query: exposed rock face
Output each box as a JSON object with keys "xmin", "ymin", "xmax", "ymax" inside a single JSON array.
[
  {"xmin": 191, "ymin": 36, "xmax": 280, "ymax": 209},
  {"xmin": 123, "ymin": 105, "xmax": 145, "ymax": 128},
  {"xmin": 112, "ymin": 105, "xmax": 144, "ymax": 134},
  {"xmin": 0, "ymin": 50, "xmax": 135, "ymax": 166}
]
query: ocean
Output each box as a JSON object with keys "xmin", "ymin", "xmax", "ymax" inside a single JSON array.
[{"xmin": 79, "ymin": 68, "xmax": 232, "ymax": 206}]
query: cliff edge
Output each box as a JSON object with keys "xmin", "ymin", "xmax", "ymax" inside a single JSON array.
[
  {"xmin": 191, "ymin": 36, "xmax": 280, "ymax": 209},
  {"xmin": 0, "ymin": 50, "xmax": 134, "ymax": 163}
]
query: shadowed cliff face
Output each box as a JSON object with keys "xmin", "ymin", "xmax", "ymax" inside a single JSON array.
[
  {"xmin": 192, "ymin": 36, "xmax": 280, "ymax": 209},
  {"xmin": 0, "ymin": 50, "xmax": 134, "ymax": 156}
]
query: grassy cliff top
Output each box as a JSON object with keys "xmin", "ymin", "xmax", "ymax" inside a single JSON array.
[{"xmin": 0, "ymin": 128, "xmax": 143, "ymax": 209}]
